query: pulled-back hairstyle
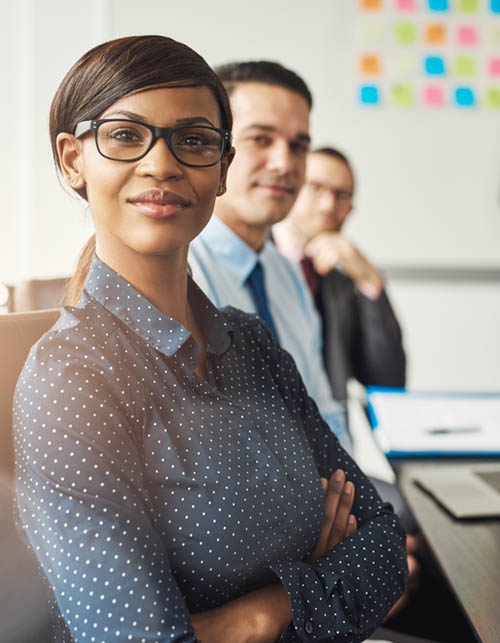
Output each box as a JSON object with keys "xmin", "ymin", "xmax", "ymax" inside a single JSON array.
[
  {"xmin": 50, "ymin": 34, "xmax": 232, "ymax": 200},
  {"xmin": 55, "ymin": 35, "xmax": 232, "ymax": 305},
  {"xmin": 214, "ymin": 60, "xmax": 313, "ymax": 109}
]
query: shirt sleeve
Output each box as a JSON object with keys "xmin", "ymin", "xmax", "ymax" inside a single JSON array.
[
  {"xmin": 14, "ymin": 347, "xmax": 198, "ymax": 643},
  {"xmin": 263, "ymin": 334, "xmax": 408, "ymax": 642}
]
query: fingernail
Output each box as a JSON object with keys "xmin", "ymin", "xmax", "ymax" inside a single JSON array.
[
  {"xmin": 344, "ymin": 481, "xmax": 353, "ymax": 495},
  {"xmin": 334, "ymin": 469, "xmax": 344, "ymax": 481}
]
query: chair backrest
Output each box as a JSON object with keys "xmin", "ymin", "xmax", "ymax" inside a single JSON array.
[
  {"xmin": 0, "ymin": 308, "xmax": 61, "ymax": 642},
  {"xmin": 13, "ymin": 278, "xmax": 68, "ymax": 312},
  {"xmin": 0, "ymin": 308, "xmax": 60, "ymax": 475}
]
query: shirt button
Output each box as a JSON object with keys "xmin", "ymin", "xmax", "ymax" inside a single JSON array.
[{"xmin": 304, "ymin": 620, "xmax": 314, "ymax": 634}]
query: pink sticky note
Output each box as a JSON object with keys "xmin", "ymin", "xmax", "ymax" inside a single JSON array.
[
  {"xmin": 457, "ymin": 25, "xmax": 477, "ymax": 46},
  {"xmin": 396, "ymin": 0, "xmax": 417, "ymax": 9},
  {"xmin": 423, "ymin": 85, "xmax": 445, "ymax": 106},
  {"xmin": 489, "ymin": 57, "xmax": 500, "ymax": 76}
]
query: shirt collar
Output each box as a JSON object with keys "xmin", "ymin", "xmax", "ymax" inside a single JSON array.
[
  {"xmin": 272, "ymin": 221, "xmax": 306, "ymax": 263},
  {"xmin": 201, "ymin": 216, "xmax": 260, "ymax": 285},
  {"xmin": 84, "ymin": 254, "xmax": 232, "ymax": 357}
]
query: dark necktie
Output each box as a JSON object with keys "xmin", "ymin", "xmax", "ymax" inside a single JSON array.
[
  {"xmin": 300, "ymin": 256, "xmax": 320, "ymax": 297},
  {"xmin": 246, "ymin": 261, "xmax": 280, "ymax": 340}
]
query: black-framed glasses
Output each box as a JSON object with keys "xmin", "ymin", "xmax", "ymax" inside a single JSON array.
[{"xmin": 74, "ymin": 119, "xmax": 232, "ymax": 167}]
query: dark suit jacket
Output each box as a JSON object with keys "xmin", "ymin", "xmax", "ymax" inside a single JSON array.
[{"xmin": 316, "ymin": 269, "xmax": 406, "ymax": 403}]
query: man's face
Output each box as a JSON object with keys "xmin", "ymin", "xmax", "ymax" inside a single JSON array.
[
  {"xmin": 287, "ymin": 152, "xmax": 354, "ymax": 242},
  {"xmin": 215, "ymin": 82, "xmax": 310, "ymax": 245}
]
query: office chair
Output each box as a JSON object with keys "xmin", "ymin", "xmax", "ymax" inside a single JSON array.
[
  {"xmin": 13, "ymin": 277, "xmax": 69, "ymax": 312},
  {"xmin": 0, "ymin": 308, "xmax": 60, "ymax": 642}
]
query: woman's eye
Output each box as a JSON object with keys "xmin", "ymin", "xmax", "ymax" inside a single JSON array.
[
  {"xmin": 108, "ymin": 128, "xmax": 143, "ymax": 143},
  {"xmin": 180, "ymin": 135, "xmax": 206, "ymax": 147}
]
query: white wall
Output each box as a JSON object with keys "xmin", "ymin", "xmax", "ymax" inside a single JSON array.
[{"xmin": 2, "ymin": 0, "xmax": 500, "ymax": 390}]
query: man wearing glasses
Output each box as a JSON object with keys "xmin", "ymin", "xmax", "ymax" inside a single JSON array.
[{"xmin": 273, "ymin": 147, "xmax": 406, "ymax": 406}]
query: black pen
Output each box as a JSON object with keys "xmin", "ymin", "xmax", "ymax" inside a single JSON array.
[{"xmin": 426, "ymin": 427, "xmax": 480, "ymax": 435}]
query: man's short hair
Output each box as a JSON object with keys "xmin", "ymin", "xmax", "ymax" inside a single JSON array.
[
  {"xmin": 312, "ymin": 147, "xmax": 356, "ymax": 191},
  {"xmin": 215, "ymin": 60, "xmax": 313, "ymax": 109}
]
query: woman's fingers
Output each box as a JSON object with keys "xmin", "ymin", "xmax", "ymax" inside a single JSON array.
[
  {"xmin": 309, "ymin": 470, "xmax": 357, "ymax": 563},
  {"xmin": 326, "ymin": 479, "xmax": 355, "ymax": 550}
]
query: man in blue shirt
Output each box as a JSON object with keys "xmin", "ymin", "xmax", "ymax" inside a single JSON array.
[{"xmin": 189, "ymin": 61, "xmax": 352, "ymax": 454}]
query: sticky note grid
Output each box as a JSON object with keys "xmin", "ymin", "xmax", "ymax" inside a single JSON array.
[{"xmin": 357, "ymin": 2, "xmax": 500, "ymax": 109}]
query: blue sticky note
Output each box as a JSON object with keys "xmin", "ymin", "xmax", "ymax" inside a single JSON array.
[
  {"xmin": 425, "ymin": 56, "xmax": 445, "ymax": 75},
  {"xmin": 360, "ymin": 85, "xmax": 380, "ymax": 105},
  {"xmin": 491, "ymin": 0, "xmax": 500, "ymax": 13},
  {"xmin": 454, "ymin": 87, "xmax": 475, "ymax": 106},
  {"xmin": 428, "ymin": 0, "xmax": 449, "ymax": 10}
]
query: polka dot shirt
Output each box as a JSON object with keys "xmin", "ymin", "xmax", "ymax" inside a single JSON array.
[{"xmin": 14, "ymin": 255, "xmax": 407, "ymax": 642}]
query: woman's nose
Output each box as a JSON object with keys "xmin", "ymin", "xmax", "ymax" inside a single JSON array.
[{"xmin": 137, "ymin": 137, "xmax": 184, "ymax": 180}]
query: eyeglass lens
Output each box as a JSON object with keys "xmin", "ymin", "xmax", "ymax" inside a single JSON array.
[{"xmin": 96, "ymin": 121, "xmax": 225, "ymax": 166}]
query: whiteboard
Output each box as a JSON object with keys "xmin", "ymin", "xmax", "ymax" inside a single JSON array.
[{"xmin": 108, "ymin": 0, "xmax": 500, "ymax": 267}]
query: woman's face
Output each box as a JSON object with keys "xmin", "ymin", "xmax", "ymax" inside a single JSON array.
[{"xmin": 58, "ymin": 86, "xmax": 231, "ymax": 269}]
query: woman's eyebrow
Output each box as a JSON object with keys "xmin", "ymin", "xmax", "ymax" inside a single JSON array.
[{"xmin": 102, "ymin": 110, "xmax": 216, "ymax": 127}]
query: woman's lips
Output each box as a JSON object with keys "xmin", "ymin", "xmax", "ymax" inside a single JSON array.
[{"xmin": 128, "ymin": 190, "xmax": 191, "ymax": 218}]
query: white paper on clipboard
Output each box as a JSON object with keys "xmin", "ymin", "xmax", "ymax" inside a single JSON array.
[{"xmin": 366, "ymin": 388, "xmax": 500, "ymax": 457}]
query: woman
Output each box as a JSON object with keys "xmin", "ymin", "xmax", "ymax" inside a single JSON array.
[{"xmin": 14, "ymin": 35, "xmax": 407, "ymax": 642}]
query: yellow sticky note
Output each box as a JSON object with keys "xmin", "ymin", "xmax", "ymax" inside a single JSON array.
[
  {"xmin": 390, "ymin": 83, "xmax": 414, "ymax": 106},
  {"xmin": 485, "ymin": 87, "xmax": 500, "ymax": 109},
  {"xmin": 453, "ymin": 56, "xmax": 477, "ymax": 78},
  {"xmin": 360, "ymin": 54, "xmax": 382, "ymax": 76},
  {"xmin": 394, "ymin": 22, "xmax": 418, "ymax": 45},
  {"xmin": 425, "ymin": 23, "xmax": 447, "ymax": 45},
  {"xmin": 457, "ymin": 0, "xmax": 480, "ymax": 12}
]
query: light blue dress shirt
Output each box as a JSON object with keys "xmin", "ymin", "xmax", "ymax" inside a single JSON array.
[{"xmin": 189, "ymin": 216, "xmax": 352, "ymax": 453}]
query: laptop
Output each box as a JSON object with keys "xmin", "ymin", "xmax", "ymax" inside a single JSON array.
[{"xmin": 413, "ymin": 464, "xmax": 500, "ymax": 519}]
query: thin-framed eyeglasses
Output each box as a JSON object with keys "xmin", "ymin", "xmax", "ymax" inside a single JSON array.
[
  {"xmin": 74, "ymin": 119, "xmax": 232, "ymax": 167},
  {"xmin": 307, "ymin": 181, "xmax": 353, "ymax": 202}
]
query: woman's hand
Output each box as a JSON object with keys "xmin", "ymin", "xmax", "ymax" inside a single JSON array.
[
  {"xmin": 191, "ymin": 470, "xmax": 357, "ymax": 642},
  {"xmin": 191, "ymin": 584, "xmax": 291, "ymax": 643},
  {"xmin": 309, "ymin": 468, "xmax": 357, "ymax": 563},
  {"xmin": 384, "ymin": 534, "xmax": 421, "ymax": 622}
]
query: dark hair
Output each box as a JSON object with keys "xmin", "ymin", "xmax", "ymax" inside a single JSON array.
[
  {"xmin": 50, "ymin": 35, "xmax": 232, "ymax": 199},
  {"xmin": 312, "ymin": 146, "xmax": 356, "ymax": 191},
  {"xmin": 214, "ymin": 60, "xmax": 313, "ymax": 109}
]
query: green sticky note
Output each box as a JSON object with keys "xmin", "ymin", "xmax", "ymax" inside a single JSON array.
[
  {"xmin": 458, "ymin": 0, "xmax": 479, "ymax": 11},
  {"xmin": 453, "ymin": 56, "xmax": 477, "ymax": 77},
  {"xmin": 394, "ymin": 22, "xmax": 418, "ymax": 45},
  {"xmin": 391, "ymin": 83, "xmax": 415, "ymax": 106},
  {"xmin": 485, "ymin": 87, "xmax": 500, "ymax": 108}
]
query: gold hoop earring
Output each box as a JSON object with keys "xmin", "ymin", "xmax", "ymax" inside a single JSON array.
[{"xmin": 217, "ymin": 185, "xmax": 226, "ymax": 196}]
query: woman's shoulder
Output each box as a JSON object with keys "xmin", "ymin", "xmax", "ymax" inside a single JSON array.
[{"xmin": 19, "ymin": 301, "xmax": 119, "ymax": 379}]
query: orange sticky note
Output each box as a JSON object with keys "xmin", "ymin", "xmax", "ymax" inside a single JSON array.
[
  {"xmin": 360, "ymin": 54, "xmax": 382, "ymax": 75},
  {"xmin": 425, "ymin": 23, "xmax": 447, "ymax": 44},
  {"xmin": 360, "ymin": 0, "xmax": 383, "ymax": 10}
]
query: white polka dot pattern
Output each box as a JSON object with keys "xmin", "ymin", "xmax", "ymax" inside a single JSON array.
[{"xmin": 14, "ymin": 256, "xmax": 407, "ymax": 642}]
